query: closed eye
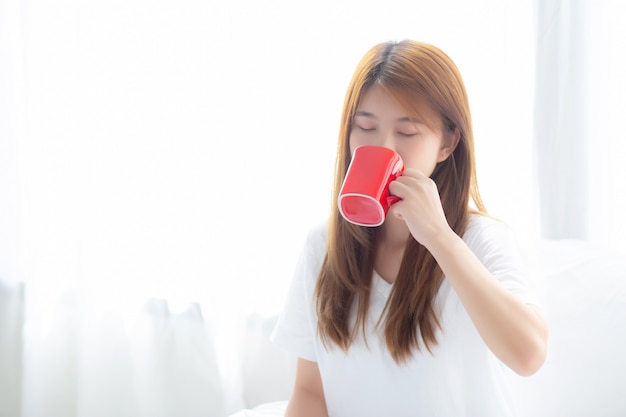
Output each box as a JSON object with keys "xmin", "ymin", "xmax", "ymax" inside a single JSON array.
[{"xmin": 357, "ymin": 126, "xmax": 376, "ymax": 132}]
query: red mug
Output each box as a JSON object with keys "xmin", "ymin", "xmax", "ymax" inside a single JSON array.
[{"xmin": 338, "ymin": 146, "xmax": 404, "ymax": 227}]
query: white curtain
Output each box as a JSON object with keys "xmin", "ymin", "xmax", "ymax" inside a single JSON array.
[
  {"xmin": 534, "ymin": 0, "xmax": 626, "ymax": 251},
  {"xmin": 1, "ymin": 0, "xmax": 624, "ymax": 416}
]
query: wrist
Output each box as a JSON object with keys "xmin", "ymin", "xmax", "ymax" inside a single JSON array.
[{"xmin": 423, "ymin": 225, "xmax": 461, "ymax": 258}]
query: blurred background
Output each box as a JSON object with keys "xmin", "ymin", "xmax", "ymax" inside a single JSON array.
[{"xmin": 1, "ymin": 0, "xmax": 625, "ymax": 416}]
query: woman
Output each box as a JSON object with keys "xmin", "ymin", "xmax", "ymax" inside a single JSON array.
[{"xmin": 272, "ymin": 40, "xmax": 548, "ymax": 417}]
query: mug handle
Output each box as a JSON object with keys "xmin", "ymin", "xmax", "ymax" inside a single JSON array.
[{"xmin": 387, "ymin": 195, "xmax": 402, "ymax": 206}]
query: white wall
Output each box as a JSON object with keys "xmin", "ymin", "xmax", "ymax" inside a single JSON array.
[{"xmin": 2, "ymin": 0, "xmax": 536, "ymax": 324}]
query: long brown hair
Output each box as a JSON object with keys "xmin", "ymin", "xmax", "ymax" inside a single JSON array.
[{"xmin": 315, "ymin": 40, "xmax": 486, "ymax": 363}]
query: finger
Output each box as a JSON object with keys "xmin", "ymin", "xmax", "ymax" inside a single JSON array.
[
  {"xmin": 398, "ymin": 167, "xmax": 428, "ymax": 179},
  {"xmin": 391, "ymin": 175, "xmax": 432, "ymax": 195},
  {"xmin": 388, "ymin": 178, "xmax": 411, "ymax": 198}
]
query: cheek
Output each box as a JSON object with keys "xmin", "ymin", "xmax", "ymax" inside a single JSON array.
[
  {"xmin": 349, "ymin": 130, "xmax": 382, "ymax": 154},
  {"xmin": 348, "ymin": 132, "xmax": 360, "ymax": 154},
  {"xmin": 399, "ymin": 143, "xmax": 441, "ymax": 173}
]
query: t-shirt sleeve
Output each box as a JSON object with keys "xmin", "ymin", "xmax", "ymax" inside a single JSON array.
[
  {"xmin": 270, "ymin": 227, "xmax": 324, "ymax": 362},
  {"xmin": 463, "ymin": 216, "xmax": 539, "ymax": 306}
]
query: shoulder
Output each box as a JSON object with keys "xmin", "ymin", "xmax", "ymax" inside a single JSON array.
[
  {"xmin": 302, "ymin": 221, "xmax": 328, "ymax": 260},
  {"xmin": 461, "ymin": 213, "xmax": 531, "ymax": 272},
  {"xmin": 305, "ymin": 221, "xmax": 328, "ymax": 247},
  {"xmin": 462, "ymin": 213, "xmax": 517, "ymax": 252},
  {"xmin": 293, "ymin": 221, "xmax": 329, "ymax": 291}
]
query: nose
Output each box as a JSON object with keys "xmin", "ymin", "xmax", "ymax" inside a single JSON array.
[{"xmin": 379, "ymin": 129, "xmax": 396, "ymax": 152}]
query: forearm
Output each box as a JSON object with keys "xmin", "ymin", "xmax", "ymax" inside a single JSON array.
[{"xmin": 427, "ymin": 228, "xmax": 548, "ymax": 376}]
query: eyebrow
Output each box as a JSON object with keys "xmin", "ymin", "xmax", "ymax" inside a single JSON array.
[{"xmin": 354, "ymin": 110, "xmax": 416, "ymax": 123}]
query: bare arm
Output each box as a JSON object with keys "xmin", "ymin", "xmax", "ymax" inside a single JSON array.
[
  {"xmin": 285, "ymin": 358, "xmax": 328, "ymax": 417},
  {"xmin": 389, "ymin": 170, "xmax": 548, "ymax": 376},
  {"xmin": 428, "ymin": 229, "xmax": 548, "ymax": 376}
]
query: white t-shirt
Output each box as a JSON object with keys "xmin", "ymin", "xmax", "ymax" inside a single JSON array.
[{"xmin": 271, "ymin": 214, "xmax": 537, "ymax": 417}]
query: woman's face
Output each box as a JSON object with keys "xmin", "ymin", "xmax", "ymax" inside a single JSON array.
[{"xmin": 349, "ymin": 84, "xmax": 454, "ymax": 176}]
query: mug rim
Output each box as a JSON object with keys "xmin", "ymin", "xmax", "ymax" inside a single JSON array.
[{"xmin": 338, "ymin": 192, "xmax": 385, "ymax": 227}]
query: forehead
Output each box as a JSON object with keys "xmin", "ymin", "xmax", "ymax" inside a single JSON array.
[{"xmin": 355, "ymin": 84, "xmax": 442, "ymax": 127}]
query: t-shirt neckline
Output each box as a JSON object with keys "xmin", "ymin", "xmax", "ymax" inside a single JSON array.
[{"xmin": 372, "ymin": 270, "xmax": 393, "ymax": 298}]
